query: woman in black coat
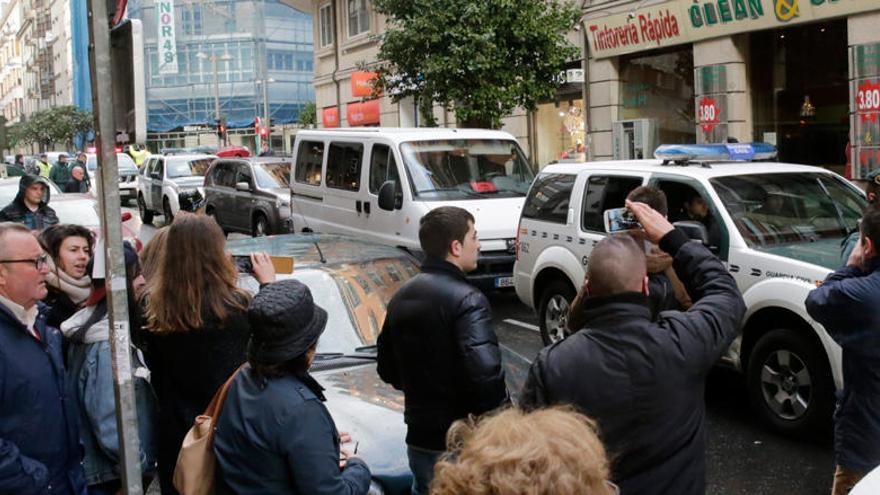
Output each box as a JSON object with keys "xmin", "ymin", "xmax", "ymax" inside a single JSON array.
[
  {"xmin": 39, "ymin": 224, "xmax": 94, "ymax": 329},
  {"xmin": 138, "ymin": 214, "xmax": 274, "ymax": 495}
]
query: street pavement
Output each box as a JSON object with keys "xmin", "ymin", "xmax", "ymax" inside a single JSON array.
[{"xmin": 135, "ymin": 216, "xmax": 834, "ymax": 494}]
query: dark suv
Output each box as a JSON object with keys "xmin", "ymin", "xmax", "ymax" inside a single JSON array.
[{"xmin": 204, "ymin": 157, "xmax": 292, "ymax": 236}]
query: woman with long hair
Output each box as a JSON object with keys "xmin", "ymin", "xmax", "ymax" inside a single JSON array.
[
  {"xmin": 138, "ymin": 214, "xmax": 274, "ymax": 495},
  {"xmin": 40, "ymin": 224, "xmax": 94, "ymax": 329}
]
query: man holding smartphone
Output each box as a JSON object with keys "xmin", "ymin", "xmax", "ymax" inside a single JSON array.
[{"xmin": 520, "ymin": 200, "xmax": 745, "ymax": 495}]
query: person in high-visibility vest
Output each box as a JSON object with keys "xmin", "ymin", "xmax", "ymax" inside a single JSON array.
[
  {"xmin": 127, "ymin": 145, "xmax": 150, "ymax": 168},
  {"xmin": 36, "ymin": 153, "xmax": 50, "ymax": 178}
]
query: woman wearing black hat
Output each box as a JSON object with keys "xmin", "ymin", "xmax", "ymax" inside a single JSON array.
[{"xmin": 213, "ymin": 279, "xmax": 372, "ymax": 495}]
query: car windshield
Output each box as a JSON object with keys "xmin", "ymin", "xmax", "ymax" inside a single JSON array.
[
  {"xmin": 711, "ymin": 173, "xmax": 865, "ymax": 252},
  {"xmin": 86, "ymin": 154, "xmax": 137, "ymax": 172},
  {"xmin": 400, "ymin": 139, "xmax": 535, "ymax": 200},
  {"xmin": 254, "ymin": 162, "xmax": 291, "ymax": 189},
  {"xmin": 168, "ymin": 158, "xmax": 212, "ymax": 178}
]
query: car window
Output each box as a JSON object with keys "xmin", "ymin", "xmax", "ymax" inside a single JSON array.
[
  {"xmin": 154, "ymin": 159, "xmax": 164, "ymax": 177},
  {"xmin": 167, "ymin": 158, "xmax": 211, "ymax": 178},
  {"xmin": 326, "ymin": 142, "xmax": 363, "ymax": 192},
  {"xmin": 254, "ymin": 162, "xmax": 291, "ymax": 188},
  {"xmin": 521, "ymin": 173, "xmax": 576, "ymax": 224},
  {"xmin": 295, "ymin": 141, "xmax": 324, "ymax": 186},
  {"xmin": 210, "ymin": 163, "xmax": 236, "ymax": 187},
  {"xmin": 368, "ymin": 143, "xmax": 400, "ymax": 194},
  {"xmin": 581, "ymin": 175, "xmax": 643, "ymax": 232},
  {"xmin": 235, "ymin": 164, "xmax": 253, "ymax": 187}
]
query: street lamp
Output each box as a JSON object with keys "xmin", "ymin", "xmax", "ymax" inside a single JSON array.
[{"xmin": 197, "ymin": 51, "xmax": 233, "ymax": 130}]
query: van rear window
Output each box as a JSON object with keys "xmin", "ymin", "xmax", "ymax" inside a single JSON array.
[
  {"xmin": 295, "ymin": 141, "xmax": 324, "ymax": 186},
  {"xmin": 521, "ymin": 173, "xmax": 575, "ymax": 224}
]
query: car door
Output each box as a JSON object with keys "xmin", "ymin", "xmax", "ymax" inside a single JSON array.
[
  {"xmin": 150, "ymin": 157, "xmax": 165, "ymax": 209},
  {"xmin": 290, "ymin": 139, "xmax": 327, "ymax": 232},
  {"xmin": 231, "ymin": 163, "xmax": 256, "ymax": 231},
  {"xmin": 206, "ymin": 161, "xmax": 235, "ymax": 230},
  {"xmin": 576, "ymin": 172, "xmax": 647, "ymax": 266},
  {"xmin": 322, "ymin": 140, "xmax": 365, "ymax": 237},
  {"xmin": 362, "ymin": 141, "xmax": 409, "ymax": 246}
]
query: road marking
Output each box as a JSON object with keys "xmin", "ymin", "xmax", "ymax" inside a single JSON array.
[
  {"xmin": 500, "ymin": 344, "xmax": 534, "ymax": 365},
  {"xmin": 503, "ymin": 319, "xmax": 540, "ymax": 333}
]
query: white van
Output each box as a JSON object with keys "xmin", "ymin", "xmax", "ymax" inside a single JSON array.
[{"xmin": 289, "ymin": 128, "xmax": 536, "ymax": 289}]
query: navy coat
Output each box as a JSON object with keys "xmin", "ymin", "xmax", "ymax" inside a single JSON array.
[
  {"xmin": 213, "ymin": 367, "xmax": 371, "ymax": 495},
  {"xmin": 0, "ymin": 303, "xmax": 87, "ymax": 494},
  {"xmin": 806, "ymin": 261, "xmax": 880, "ymax": 472}
]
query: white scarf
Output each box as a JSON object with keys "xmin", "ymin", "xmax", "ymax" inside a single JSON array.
[{"xmin": 45, "ymin": 256, "xmax": 91, "ymax": 305}]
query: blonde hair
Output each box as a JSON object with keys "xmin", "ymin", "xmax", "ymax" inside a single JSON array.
[
  {"xmin": 431, "ymin": 407, "xmax": 614, "ymax": 495},
  {"xmin": 139, "ymin": 225, "xmax": 169, "ymax": 282}
]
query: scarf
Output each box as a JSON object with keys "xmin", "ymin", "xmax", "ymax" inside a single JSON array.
[{"xmin": 45, "ymin": 256, "xmax": 92, "ymax": 305}]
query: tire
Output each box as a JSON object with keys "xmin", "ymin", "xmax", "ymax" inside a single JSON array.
[
  {"xmin": 252, "ymin": 213, "xmax": 269, "ymax": 237},
  {"xmin": 138, "ymin": 194, "xmax": 153, "ymax": 224},
  {"xmin": 537, "ymin": 279, "xmax": 576, "ymax": 346},
  {"xmin": 163, "ymin": 198, "xmax": 174, "ymax": 225},
  {"xmin": 746, "ymin": 328, "xmax": 835, "ymax": 437}
]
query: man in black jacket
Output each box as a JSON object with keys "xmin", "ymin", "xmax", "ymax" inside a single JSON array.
[
  {"xmin": 520, "ymin": 200, "xmax": 745, "ymax": 495},
  {"xmin": 378, "ymin": 206, "xmax": 508, "ymax": 495},
  {"xmin": 0, "ymin": 174, "xmax": 59, "ymax": 231}
]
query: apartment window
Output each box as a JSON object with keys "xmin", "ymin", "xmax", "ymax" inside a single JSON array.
[
  {"xmin": 182, "ymin": 6, "xmax": 203, "ymax": 36},
  {"xmin": 267, "ymin": 50, "xmax": 294, "ymax": 71},
  {"xmin": 347, "ymin": 0, "xmax": 370, "ymax": 38},
  {"xmin": 319, "ymin": 4, "xmax": 333, "ymax": 47}
]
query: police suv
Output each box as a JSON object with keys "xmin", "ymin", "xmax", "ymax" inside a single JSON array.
[{"xmin": 513, "ymin": 143, "xmax": 865, "ymax": 435}]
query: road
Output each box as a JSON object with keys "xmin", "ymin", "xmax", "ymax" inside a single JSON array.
[{"xmin": 135, "ymin": 218, "xmax": 834, "ymax": 494}]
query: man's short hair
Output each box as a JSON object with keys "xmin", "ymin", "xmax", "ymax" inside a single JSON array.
[
  {"xmin": 419, "ymin": 206, "xmax": 475, "ymax": 260},
  {"xmin": 861, "ymin": 208, "xmax": 880, "ymax": 250},
  {"xmin": 627, "ymin": 186, "xmax": 668, "ymax": 217},
  {"xmin": 587, "ymin": 235, "xmax": 646, "ymax": 297},
  {"xmin": 0, "ymin": 222, "xmax": 32, "ymax": 258}
]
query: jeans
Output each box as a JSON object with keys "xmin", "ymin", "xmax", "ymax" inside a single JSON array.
[{"xmin": 407, "ymin": 445, "xmax": 443, "ymax": 495}]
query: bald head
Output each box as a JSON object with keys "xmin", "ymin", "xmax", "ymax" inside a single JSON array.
[{"xmin": 586, "ymin": 235, "xmax": 647, "ymax": 297}]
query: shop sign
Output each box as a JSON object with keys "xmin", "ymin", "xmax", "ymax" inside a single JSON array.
[
  {"xmin": 351, "ymin": 71, "xmax": 380, "ymax": 98},
  {"xmin": 156, "ymin": 0, "xmax": 178, "ymax": 75},
  {"xmin": 347, "ymin": 99, "xmax": 381, "ymax": 126},
  {"xmin": 584, "ymin": 0, "xmax": 879, "ymax": 59},
  {"xmin": 322, "ymin": 107, "xmax": 339, "ymax": 128},
  {"xmin": 857, "ymin": 80, "xmax": 880, "ymax": 123},
  {"xmin": 698, "ymin": 96, "xmax": 720, "ymax": 133}
]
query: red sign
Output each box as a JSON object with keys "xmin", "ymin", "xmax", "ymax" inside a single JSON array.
[
  {"xmin": 351, "ymin": 71, "xmax": 380, "ymax": 98},
  {"xmin": 347, "ymin": 99, "xmax": 380, "ymax": 126},
  {"xmin": 322, "ymin": 107, "xmax": 339, "ymax": 128},
  {"xmin": 698, "ymin": 96, "xmax": 719, "ymax": 133},
  {"xmin": 857, "ymin": 80, "xmax": 880, "ymax": 123}
]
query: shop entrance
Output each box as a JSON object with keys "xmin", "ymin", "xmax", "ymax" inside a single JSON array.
[{"xmin": 750, "ymin": 20, "xmax": 848, "ymax": 170}]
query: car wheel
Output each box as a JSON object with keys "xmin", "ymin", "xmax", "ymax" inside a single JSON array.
[
  {"xmin": 138, "ymin": 194, "xmax": 153, "ymax": 224},
  {"xmin": 746, "ymin": 328, "xmax": 834, "ymax": 437},
  {"xmin": 538, "ymin": 279, "xmax": 576, "ymax": 346},
  {"xmin": 252, "ymin": 213, "xmax": 269, "ymax": 237},
  {"xmin": 163, "ymin": 198, "xmax": 174, "ymax": 225}
]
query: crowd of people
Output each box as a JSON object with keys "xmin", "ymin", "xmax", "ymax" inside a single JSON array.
[{"xmin": 0, "ymin": 171, "xmax": 877, "ymax": 495}]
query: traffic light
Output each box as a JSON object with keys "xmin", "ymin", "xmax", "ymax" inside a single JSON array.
[{"xmin": 216, "ymin": 117, "xmax": 227, "ymax": 139}]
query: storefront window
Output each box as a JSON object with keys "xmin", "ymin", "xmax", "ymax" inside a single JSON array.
[
  {"xmin": 535, "ymin": 100, "xmax": 586, "ymax": 166},
  {"xmin": 619, "ymin": 45, "xmax": 695, "ymax": 145},
  {"xmin": 750, "ymin": 21, "xmax": 848, "ymax": 169}
]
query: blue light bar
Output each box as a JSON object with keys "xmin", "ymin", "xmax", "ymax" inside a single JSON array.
[{"xmin": 654, "ymin": 143, "xmax": 777, "ymax": 162}]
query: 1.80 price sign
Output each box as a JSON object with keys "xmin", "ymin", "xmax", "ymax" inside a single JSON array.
[
  {"xmin": 699, "ymin": 96, "xmax": 719, "ymax": 133},
  {"xmin": 857, "ymin": 80, "xmax": 880, "ymax": 123}
]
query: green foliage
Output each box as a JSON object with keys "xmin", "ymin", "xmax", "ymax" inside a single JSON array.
[
  {"xmin": 11, "ymin": 106, "xmax": 94, "ymax": 150},
  {"xmin": 299, "ymin": 101, "xmax": 317, "ymax": 127},
  {"xmin": 373, "ymin": 0, "xmax": 581, "ymax": 129}
]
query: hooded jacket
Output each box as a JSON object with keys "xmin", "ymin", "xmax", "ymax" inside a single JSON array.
[{"xmin": 0, "ymin": 174, "xmax": 59, "ymax": 230}]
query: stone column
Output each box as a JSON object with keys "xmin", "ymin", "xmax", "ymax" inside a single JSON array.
[
  {"xmin": 849, "ymin": 11, "xmax": 880, "ymax": 178},
  {"xmin": 587, "ymin": 57, "xmax": 622, "ymax": 161},
  {"xmin": 692, "ymin": 35, "xmax": 752, "ymax": 144}
]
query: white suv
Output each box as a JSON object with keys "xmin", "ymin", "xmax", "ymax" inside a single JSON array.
[{"xmin": 513, "ymin": 143, "xmax": 866, "ymax": 436}]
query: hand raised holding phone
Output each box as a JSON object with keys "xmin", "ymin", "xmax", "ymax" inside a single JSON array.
[{"xmin": 625, "ymin": 200, "xmax": 675, "ymax": 244}]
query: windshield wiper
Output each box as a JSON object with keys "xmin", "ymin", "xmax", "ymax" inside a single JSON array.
[
  {"xmin": 314, "ymin": 347, "xmax": 378, "ymax": 362},
  {"xmin": 417, "ymin": 187, "xmax": 483, "ymax": 198}
]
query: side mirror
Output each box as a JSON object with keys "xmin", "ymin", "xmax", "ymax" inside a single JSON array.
[
  {"xmin": 673, "ymin": 220, "xmax": 709, "ymax": 245},
  {"xmin": 235, "ymin": 181, "xmax": 251, "ymax": 192},
  {"xmin": 378, "ymin": 180, "xmax": 402, "ymax": 211}
]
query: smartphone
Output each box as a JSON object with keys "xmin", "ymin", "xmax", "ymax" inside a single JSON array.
[
  {"xmin": 603, "ymin": 207, "xmax": 641, "ymax": 233},
  {"xmin": 231, "ymin": 254, "xmax": 295, "ymax": 274},
  {"xmin": 232, "ymin": 255, "xmax": 253, "ymax": 273}
]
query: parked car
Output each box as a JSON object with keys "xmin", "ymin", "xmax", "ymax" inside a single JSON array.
[
  {"xmin": 513, "ymin": 142, "xmax": 866, "ymax": 437},
  {"xmin": 216, "ymin": 145, "xmax": 250, "ymax": 158},
  {"xmin": 85, "ymin": 153, "xmax": 140, "ymax": 204},
  {"xmin": 204, "ymin": 157, "xmax": 292, "ymax": 236},
  {"xmin": 137, "ymin": 153, "xmax": 214, "ymax": 223},
  {"xmin": 290, "ymin": 127, "xmax": 535, "ymax": 290},
  {"xmin": 226, "ymin": 232, "xmax": 531, "ymax": 494}
]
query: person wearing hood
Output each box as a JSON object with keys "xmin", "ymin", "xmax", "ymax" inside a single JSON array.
[
  {"xmin": 61, "ymin": 241, "xmax": 158, "ymax": 494},
  {"xmin": 39, "ymin": 224, "xmax": 93, "ymax": 329},
  {"xmin": 0, "ymin": 174, "xmax": 59, "ymax": 231}
]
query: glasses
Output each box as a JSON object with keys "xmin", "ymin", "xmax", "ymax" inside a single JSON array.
[{"xmin": 0, "ymin": 254, "xmax": 49, "ymax": 270}]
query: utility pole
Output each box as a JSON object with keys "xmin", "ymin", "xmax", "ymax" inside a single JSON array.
[
  {"xmin": 85, "ymin": 0, "xmax": 143, "ymax": 493},
  {"xmin": 198, "ymin": 51, "xmax": 232, "ymax": 145}
]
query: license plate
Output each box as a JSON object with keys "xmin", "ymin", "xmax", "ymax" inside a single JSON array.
[{"xmin": 494, "ymin": 276, "xmax": 514, "ymax": 288}]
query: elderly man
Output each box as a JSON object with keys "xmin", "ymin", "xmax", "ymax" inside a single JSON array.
[
  {"xmin": 0, "ymin": 222, "xmax": 87, "ymax": 494},
  {"xmin": 0, "ymin": 174, "xmax": 59, "ymax": 231}
]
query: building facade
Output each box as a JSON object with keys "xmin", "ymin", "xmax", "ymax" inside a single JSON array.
[
  {"xmin": 0, "ymin": 0, "xmax": 24, "ymax": 123},
  {"xmin": 128, "ymin": 0, "xmax": 314, "ymax": 152}
]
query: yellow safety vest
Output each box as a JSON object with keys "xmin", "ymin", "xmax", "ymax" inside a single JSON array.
[{"xmin": 128, "ymin": 146, "xmax": 150, "ymax": 166}]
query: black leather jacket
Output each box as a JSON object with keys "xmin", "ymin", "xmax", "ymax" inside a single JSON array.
[{"xmin": 377, "ymin": 258, "xmax": 508, "ymax": 450}]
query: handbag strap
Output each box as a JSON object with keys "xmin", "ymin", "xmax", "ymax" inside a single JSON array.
[{"xmin": 202, "ymin": 363, "xmax": 247, "ymax": 420}]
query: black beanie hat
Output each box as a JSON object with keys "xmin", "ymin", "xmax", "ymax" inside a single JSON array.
[{"xmin": 247, "ymin": 279, "xmax": 328, "ymax": 365}]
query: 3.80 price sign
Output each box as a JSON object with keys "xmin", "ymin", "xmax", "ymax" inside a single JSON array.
[
  {"xmin": 699, "ymin": 96, "xmax": 719, "ymax": 133},
  {"xmin": 857, "ymin": 80, "xmax": 880, "ymax": 123}
]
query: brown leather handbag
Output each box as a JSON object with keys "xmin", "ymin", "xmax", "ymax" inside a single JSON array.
[{"xmin": 172, "ymin": 365, "xmax": 245, "ymax": 495}]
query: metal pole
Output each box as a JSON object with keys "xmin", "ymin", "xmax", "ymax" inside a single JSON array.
[
  {"xmin": 213, "ymin": 56, "xmax": 221, "ymax": 122},
  {"xmin": 263, "ymin": 78, "xmax": 269, "ymax": 148},
  {"xmin": 85, "ymin": 1, "xmax": 143, "ymax": 494}
]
